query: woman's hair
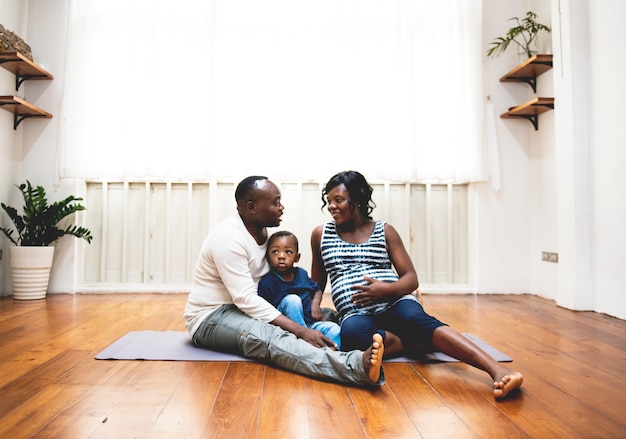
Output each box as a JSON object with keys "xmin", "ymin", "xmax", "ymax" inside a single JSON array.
[{"xmin": 321, "ymin": 171, "xmax": 376, "ymax": 220}]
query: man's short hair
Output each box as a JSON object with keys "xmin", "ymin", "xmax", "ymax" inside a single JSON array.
[{"xmin": 235, "ymin": 176, "xmax": 268, "ymax": 203}]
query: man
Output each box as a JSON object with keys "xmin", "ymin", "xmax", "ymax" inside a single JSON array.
[{"xmin": 183, "ymin": 175, "xmax": 384, "ymax": 386}]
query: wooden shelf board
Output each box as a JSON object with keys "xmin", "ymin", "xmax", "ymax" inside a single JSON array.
[
  {"xmin": 0, "ymin": 51, "xmax": 54, "ymax": 80},
  {"xmin": 499, "ymin": 54, "xmax": 553, "ymax": 83},
  {"xmin": 0, "ymin": 95, "xmax": 52, "ymax": 118},
  {"xmin": 0, "ymin": 95, "xmax": 52, "ymax": 129},
  {"xmin": 501, "ymin": 97, "xmax": 554, "ymax": 119}
]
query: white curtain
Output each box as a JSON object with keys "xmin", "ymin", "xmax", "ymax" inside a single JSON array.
[{"xmin": 59, "ymin": 0, "xmax": 485, "ymax": 183}]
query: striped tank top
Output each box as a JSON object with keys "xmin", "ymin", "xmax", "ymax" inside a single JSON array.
[{"xmin": 321, "ymin": 220, "xmax": 409, "ymax": 322}]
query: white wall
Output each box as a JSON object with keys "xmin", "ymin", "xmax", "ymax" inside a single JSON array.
[
  {"xmin": 1, "ymin": 0, "xmax": 625, "ymax": 320},
  {"xmin": 478, "ymin": 0, "xmax": 552, "ymax": 294},
  {"xmin": 0, "ymin": 0, "xmax": 28, "ymax": 293},
  {"xmin": 0, "ymin": 0, "xmax": 84, "ymax": 294},
  {"xmin": 549, "ymin": 0, "xmax": 626, "ymax": 319},
  {"xmin": 583, "ymin": 1, "xmax": 626, "ymax": 317},
  {"xmin": 479, "ymin": 0, "xmax": 626, "ymax": 319}
]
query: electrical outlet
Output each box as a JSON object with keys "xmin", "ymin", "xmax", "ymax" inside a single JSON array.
[
  {"xmin": 549, "ymin": 252, "xmax": 559, "ymax": 263},
  {"xmin": 541, "ymin": 251, "xmax": 549, "ymax": 261}
]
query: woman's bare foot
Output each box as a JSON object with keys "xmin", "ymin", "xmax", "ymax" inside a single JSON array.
[
  {"xmin": 363, "ymin": 333, "xmax": 385, "ymax": 383},
  {"xmin": 493, "ymin": 370, "xmax": 523, "ymax": 399}
]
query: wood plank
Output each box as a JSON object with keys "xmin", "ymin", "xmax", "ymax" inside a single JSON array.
[
  {"xmin": 384, "ymin": 362, "xmax": 475, "ymax": 438},
  {"xmin": 425, "ymin": 294, "xmax": 626, "ymax": 437},
  {"xmin": 413, "ymin": 363, "xmax": 531, "ymax": 438},
  {"xmin": 0, "ymin": 95, "xmax": 52, "ymax": 117},
  {"xmin": 0, "ymin": 51, "xmax": 54, "ymax": 79},
  {"xmin": 74, "ymin": 361, "xmax": 188, "ymax": 438},
  {"xmin": 39, "ymin": 361, "xmax": 229, "ymax": 438},
  {"xmin": 456, "ymin": 360, "xmax": 623, "ymax": 438},
  {"xmin": 0, "ymin": 350, "xmax": 93, "ymax": 438},
  {"xmin": 349, "ymin": 377, "xmax": 421, "ymax": 438},
  {"xmin": 148, "ymin": 362, "xmax": 230, "ymax": 437},
  {"xmin": 499, "ymin": 54, "xmax": 553, "ymax": 83},
  {"xmin": 1, "ymin": 293, "xmax": 625, "ymax": 438},
  {"xmin": 0, "ymin": 349, "xmax": 92, "ymax": 415},
  {"xmin": 258, "ymin": 366, "xmax": 365, "ymax": 439},
  {"xmin": 303, "ymin": 377, "xmax": 367, "ymax": 439},
  {"xmin": 30, "ymin": 360, "xmax": 131, "ymax": 439},
  {"xmin": 0, "ymin": 295, "xmax": 49, "ymax": 322},
  {"xmin": 500, "ymin": 97, "xmax": 554, "ymax": 118},
  {"xmin": 2, "ymin": 383, "xmax": 90, "ymax": 438},
  {"xmin": 204, "ymin": 362, "xmax": 265, "ymax": 438}
]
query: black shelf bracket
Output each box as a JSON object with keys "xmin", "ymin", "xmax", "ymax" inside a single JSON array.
[
  {"xmin": 0, "ymin": 101, "xmax": 43, "ymax": 130},
  {"xmin": 515, "ymin": 77, "xmax": 538, "ymax": 93},
  {"xmin": 0, "ymin": 59, "xmax": 48, "ymax": 90},
  {"xmin": 511, "ymin": 61, "xmax": 553, "ymax": 93},
  {"xmin": 12, "ymin": 113, "xmax": 37, "ymax": 130},
  {"xmin": 509, "ymin": 102, "xmax": 555, "ymax": 130},
  {"xmin": 513, "ymin": 114, "xmax": 540, "ymax": 130},
  {"xmin": 14, "ymin": 73, "xmax": 46, "ymax": 91}
]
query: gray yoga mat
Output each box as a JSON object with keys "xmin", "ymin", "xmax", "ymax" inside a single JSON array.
[{"xmin": 95, "ymin": 330, "xmax": 512, "ymax": 362}]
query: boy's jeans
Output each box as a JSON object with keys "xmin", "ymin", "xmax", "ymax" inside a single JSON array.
[{"xmin": 278, "ymin": 294, "xmax": 342, "ymax": 349}]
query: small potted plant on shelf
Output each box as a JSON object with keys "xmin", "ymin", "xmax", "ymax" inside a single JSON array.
[
  {"xmin": 487, "ymin": 11, "xmax": 551, "ymax": 59},
  {"xmin": 1, "ymin": 181, "xmax": 93, "ymax": 300}
]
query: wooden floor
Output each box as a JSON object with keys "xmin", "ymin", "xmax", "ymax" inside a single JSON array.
[{"xmin": 1, "ymin": 293, "xmax": 625, "ymax": 439}]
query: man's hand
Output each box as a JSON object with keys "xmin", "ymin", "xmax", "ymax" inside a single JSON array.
[
  {"xmin": 299, "ymin": 327, "xmax": 337, "ymax": 349},
  {"xmin": 271, "ymin": 314, "xmax": 337, "ymax": 350}
]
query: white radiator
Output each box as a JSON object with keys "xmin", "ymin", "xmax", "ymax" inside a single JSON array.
[{"xmin": 82, "ymin": 180, "xmax": 468, "ymax": 292}]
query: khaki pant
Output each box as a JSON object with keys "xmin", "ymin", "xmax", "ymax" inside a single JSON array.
[{"xmin": 192, "ymin": 304, "xmax": 384, "ymax": 387}]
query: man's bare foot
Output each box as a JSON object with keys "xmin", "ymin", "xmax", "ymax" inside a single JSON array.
[
  {"xmin": 363, "ymin": 333, "xmax": 385, "ymax": 383},
  {"xmin": 493, "ymin": 371, "xmax": 523, "ymax": 399}
]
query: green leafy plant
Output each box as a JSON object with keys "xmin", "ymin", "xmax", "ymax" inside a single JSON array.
[
  {"xmin": 1, "ymin": 181, "xmax": 93, "ymax": 246},
  {"xmin": 487, "ymin": 11, "xmax": 551, "ymax": 59}
]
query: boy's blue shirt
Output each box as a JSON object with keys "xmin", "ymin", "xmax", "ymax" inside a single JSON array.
[{"xmin": 258, "ymin": 266, "xmax": 321, "ymax": 325}]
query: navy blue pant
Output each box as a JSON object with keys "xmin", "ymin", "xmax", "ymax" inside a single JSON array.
[{"xmin": 340, "ymin": 297, "xmax": 446, "ymax": 351}]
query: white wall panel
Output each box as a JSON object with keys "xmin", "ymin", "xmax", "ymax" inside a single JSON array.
[{"xmin": 82, "ymin": 180, "xmax": 469, "ymax": 292}]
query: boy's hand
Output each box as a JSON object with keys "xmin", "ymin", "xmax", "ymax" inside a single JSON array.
[
  {"xmin": 311, "ymin": 290, "xmax": 325, "ymax": 321},
  {"xmin": 311, "ymin": 304, "xmax": 325, "ymax": 321}
]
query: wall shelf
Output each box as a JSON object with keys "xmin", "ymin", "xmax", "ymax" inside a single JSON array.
[
  {"xmin": 0, "ymin": 51, "xmax": 54, "ymax": 90},
  {"xmin": 0, "ymin": 95, "xmax": 53, "ymax": 129},
  {"xmin": 499, "ymin": 54, "xmax": 553, "ymax": 93},
  {"xmin": 0, "ymin": 51, "xmax": 54, "ymax": 129},
  {"xmin": 500, "ymin": 97, "xmax": 554, "ymax": 131},
  {"xmin": 499, "ymin": 54, "xmax": 554, "ymax": 130}
]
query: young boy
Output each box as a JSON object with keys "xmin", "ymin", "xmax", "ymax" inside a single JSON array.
[{"xmin": 258, "ymin": 230, "xmax": 341, "ymax": 349}]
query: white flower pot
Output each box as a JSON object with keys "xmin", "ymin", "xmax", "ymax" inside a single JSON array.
[{"xmin": 10, "ymin": 246, "xmax": 55, "ymax": 300}]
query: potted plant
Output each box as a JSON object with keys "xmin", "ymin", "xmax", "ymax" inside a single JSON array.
[
  {"xmin": 486, "ymin": 11, "xmax": 551, "ymax": 59},
  {"xmin": 1, "ymin": 181, "xmax": 93, "ymax": 300}
]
